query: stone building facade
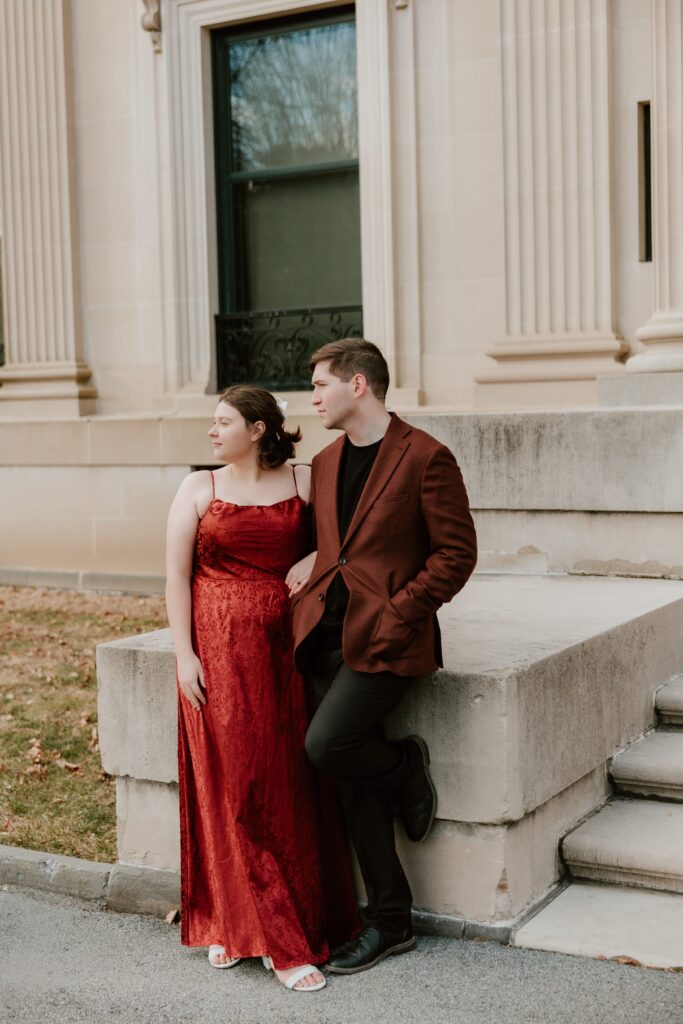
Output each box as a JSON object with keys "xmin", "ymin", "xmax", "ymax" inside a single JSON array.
[
  {"xmin": 3, "ymin": 1, "xmax": 683, "ymax": 960},
  {"xmin": 0, "ymin": 0, "xmax": 681, "ymax": 585}
]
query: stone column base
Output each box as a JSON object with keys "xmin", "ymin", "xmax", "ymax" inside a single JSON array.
[{"xmin": 0, "ymin": 362, "xmax": 97, "ymax": 418}]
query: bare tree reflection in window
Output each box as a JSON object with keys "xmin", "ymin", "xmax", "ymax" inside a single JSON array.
[{"xmin": 229, "ymin": 23, "xmax": 358, "ymax": 172}]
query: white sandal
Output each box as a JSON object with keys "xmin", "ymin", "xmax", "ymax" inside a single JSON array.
[
  {"xmin": 208, "ymin": 944, "xmax": 240, "ymax": 969},
  {"xmin": 261, "ymin": 955, "xmax": 326, "ymax": 992}
]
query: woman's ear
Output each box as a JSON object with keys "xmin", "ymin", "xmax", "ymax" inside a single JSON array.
[{"xmin": 251, "ymin": 420, "xmax": 266, "ymax": 441}]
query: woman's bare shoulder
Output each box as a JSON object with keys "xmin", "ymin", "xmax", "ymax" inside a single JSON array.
[
  {"xmin": 293, "ymin": 462, "xmax": 312, "ymax": 502},
  {"xmin": 173, "ymin": 468, "xmax": 213, "ymax": 511}
]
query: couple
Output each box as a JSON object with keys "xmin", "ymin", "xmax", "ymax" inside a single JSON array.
[{"xmin": 165, "ymin": 338, "xmax": 477, "ymax": 992}]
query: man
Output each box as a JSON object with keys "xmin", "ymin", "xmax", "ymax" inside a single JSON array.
[{"xmin": 288, "ymin": 338, "xmax": 477, "ymax": 974}]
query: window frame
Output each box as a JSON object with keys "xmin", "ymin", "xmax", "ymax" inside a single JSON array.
[{"xmin": 211, "ymin": 6, "xmax": 359, "ymax": 316}]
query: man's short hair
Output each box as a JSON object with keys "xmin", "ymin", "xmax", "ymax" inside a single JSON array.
[{"xmin": 309, "ymin": 338, "xmax": 390, "ymax": 400}]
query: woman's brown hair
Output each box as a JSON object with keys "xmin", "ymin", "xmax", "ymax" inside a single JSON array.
[{"xmin": 218, "ymin": 385, "xmax": 302, "ymax": 468}]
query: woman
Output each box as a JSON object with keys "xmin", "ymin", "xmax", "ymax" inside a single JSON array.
[{"xmin": 165, "ymin": 385, "xmax": 360, "ymax": 992}]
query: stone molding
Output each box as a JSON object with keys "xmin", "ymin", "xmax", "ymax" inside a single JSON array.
[
  {"xmin": 478, "ymin": 0, "xmax": 626, "ymax": 391},
  {"xmin": 0, "ymin": 0, "xmax": 96, "ymax": 415},
  {"xmin": 141, "ymin": 0, "xmax": 163, "ymax": 53},
  {"xmin": 630, "ymin": 0, "xmax": 683, "ymax": 372},
  {"xmin": 164, "ymin": 0, "xmax": 418, "ymax": 398}
]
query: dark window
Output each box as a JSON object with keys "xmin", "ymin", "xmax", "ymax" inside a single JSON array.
[
  {"xmin": 638, "ymin": 101, "xmax": 652, "ymax": 263},
  {"xmin": 212, "ymin": 7, "xmax": 363, "ymax": 390}
]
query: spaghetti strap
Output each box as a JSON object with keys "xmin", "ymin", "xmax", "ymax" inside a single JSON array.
[
  {"xmin": 210, "ymin": 470, "xmax": 216, "ymax": 500},
  {"xmin": 291, "ymin": 464, "xmax": 299, "ymax": 497}
]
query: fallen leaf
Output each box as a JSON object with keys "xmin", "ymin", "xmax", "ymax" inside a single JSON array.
[
  {"xmin": 55, "ymin": 758, "xmax": 81, "ymax": 772},
  {"xmin": 25, "ymin": 764, "xmax": 47, "ymax": 777},
  {"xmin": 27, "ymin": 741, "xmax": 44, "ymax": 764}
]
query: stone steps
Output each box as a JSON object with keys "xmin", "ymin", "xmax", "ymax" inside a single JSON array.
[
  {"xmin": 611, "ymin": 730, "xmax": 683, "ymax": 800},
  {"xmin": 512, "ymin": 675, "xmax": 683, "ymax": 967},
  {"xmin": 562, "ymin": 798, "xmax": 683, "ymax": 893},
  {"xmin": 656, "ymin": 674, "xmax": 683, "ymax": 727},
  {"xmin": 512, "ymin": 883, "xmax": 683, "ymax": 969}
]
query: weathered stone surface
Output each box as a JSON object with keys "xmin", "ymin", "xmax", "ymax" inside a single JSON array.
[
  {"xmin": 0, "ymin": 843, "xmax": 110, "ymax": 901},
  {"xmin": 513, "ymin": 882, "xmax": 683, "ymax": 969},
  {"xmin": 97, "ymin": 630, "xmax": 177, "ymax": 783},
  {"xmin": 98, "ymin": 576, "xmax": 683, "ymax": 823},
  {"xmin": 386, "ymin": 574, "xmax": 683, "ymax": 821},
  {"xmin": 474, "ymin": 509, "xmax": 683, "ymax": 580},
  {"xmin": 612, "ymin": 731, "xmax": 683, "ymax": 800},
  {"xmin": 405, "ymin": 409, "xmax": 683, "ymax": 513},
  {"xmin": 105, "ymin": 863, "xmax": 180, "ymax": 917},
  {"xmin": 116, "ymin": 778, "xmax": 180, "ymax": 870},
  {"xmin": 563, "ymin": 799, "xmax": 683, "ymax": 892},
  {"xmin": 397, "ymin": 766, "xmax": 607, "ymax": 924}
]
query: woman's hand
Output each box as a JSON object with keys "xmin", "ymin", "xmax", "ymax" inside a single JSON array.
[
  {"xmin": 286, "ymin": 551, "xmax": 317, "ymax": 598},
  {"xmin": 176, "ymin": 652, "xmax": 207, "ymax": 710}
]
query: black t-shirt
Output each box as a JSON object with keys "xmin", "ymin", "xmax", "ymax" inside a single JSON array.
[{"xmin": 314, "ymin": 434, "xmax": 384, "ymax": 650}]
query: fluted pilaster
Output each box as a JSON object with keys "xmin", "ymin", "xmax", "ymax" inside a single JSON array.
[
  {"xmin": 0, "ymin": 0, "xmax": 96, "ymax": 415},
  {"xmin": 478, "ymin": 0, "xmax": 625, "ymax": 392},
  {"xmin": 630, "ymin": 0, "xmax": 683, "ymax": 373}
]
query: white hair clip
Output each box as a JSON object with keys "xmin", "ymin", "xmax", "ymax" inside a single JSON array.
[{"xmin": 275, "ymin": 397, "xmax": 288, "ymax": 417}]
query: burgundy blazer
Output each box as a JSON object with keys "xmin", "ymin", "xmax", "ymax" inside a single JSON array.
[{"xmin": 292, "ymin": 413, "xmax": 477, "ymax": 676}]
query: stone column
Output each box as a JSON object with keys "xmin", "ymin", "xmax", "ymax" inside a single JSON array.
[
  {"xmin": 629, "ymin": 0, "xmax": 683, "ymax": 373},
  {"xmin": 477, "ymin": 0, "xmax": 626, "ymax": 405},
  {"xmin": 0, "ymin": 0, "xmax": 96, "ymax": 417}
]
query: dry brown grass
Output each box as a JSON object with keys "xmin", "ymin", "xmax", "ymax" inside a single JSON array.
[{"xmin": 0, "ymin": 585, "xmax": 167, "ymax": 862}]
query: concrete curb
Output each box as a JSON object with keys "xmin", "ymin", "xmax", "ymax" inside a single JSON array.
[
  {"xmin": 0, "ymin": 843, "xmax": 523, "ymax": 940},
  {"xmin": 0, "ymin": 844, "xmax": 179, "ymax": 917}
]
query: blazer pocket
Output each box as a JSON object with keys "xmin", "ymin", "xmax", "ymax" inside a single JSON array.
[
  {"xmin": 372, "ymin": 599, "xmax": 417, "ymax": 656},
  {"xmin": 370, "ymin": 493, "xmax": 411, "ymax": 511}
]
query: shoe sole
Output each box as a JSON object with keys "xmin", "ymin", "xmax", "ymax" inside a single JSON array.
[
  {"xmin": 404, "ymin": 734, "xmax": 437, "ymax": 843},
  {"xmin": 326, "ymin": 936, "xmax": 417, "ymax": 975}
]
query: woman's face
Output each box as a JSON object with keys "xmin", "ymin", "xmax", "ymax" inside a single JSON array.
[{"xmin": 208, "ymin": 401, "xmax": 263, "ymax": 462}]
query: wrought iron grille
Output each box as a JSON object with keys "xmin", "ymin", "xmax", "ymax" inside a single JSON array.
[{"xmin": 215, "ymin": 305, "xmax": 363, "ymax": 391}]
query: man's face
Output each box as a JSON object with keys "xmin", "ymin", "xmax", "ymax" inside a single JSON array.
[{"xmin": 310, "ymin": 361, "xmax": 357, "ymax": 431}]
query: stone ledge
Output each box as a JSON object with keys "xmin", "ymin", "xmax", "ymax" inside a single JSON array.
[
  {"xmin": 406, "ymin": 408, "xmax": 683, "ymax": 512},
  {"xmin": 1, "ymin": 407, "xmax": 682, "ymax": 515},
  {"xmin": 97, "ymin": 576, "xmax": 683, "ymax": 822},
  {"xmin": 0, "ymin": 567, "xmax": 165, "ymax": 594}
]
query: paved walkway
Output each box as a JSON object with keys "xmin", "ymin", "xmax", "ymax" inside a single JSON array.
[{"xmin": 3, "ymin": 885, "xmax": 683, "ymax": 1024}]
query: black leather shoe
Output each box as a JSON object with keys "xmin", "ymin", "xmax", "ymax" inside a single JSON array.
[
  {"xmin": 399, "ymin": 735, "xmax": 437, "ymax": 843},
  {"xmin": 327, "ymin": 926, "xmax": 416, "ymax": 974}
]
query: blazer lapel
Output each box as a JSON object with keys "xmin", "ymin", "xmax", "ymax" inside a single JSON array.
[
  {"xmin": 341, "ymin": 414, "xmax": 412, "ymax": 549},
  {"xmin": 315, "ymin": 435, "xmax": 344, "ymax": 551}
]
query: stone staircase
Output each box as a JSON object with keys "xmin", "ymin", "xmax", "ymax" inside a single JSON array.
[{"xmin": 513, "ymin": 675, "xmax": 683, "ymax": 968}]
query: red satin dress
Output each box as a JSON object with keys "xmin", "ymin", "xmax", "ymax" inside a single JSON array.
[{"xmin": 177, "ymin": 469, "xmax": 360, "ymax": 968}]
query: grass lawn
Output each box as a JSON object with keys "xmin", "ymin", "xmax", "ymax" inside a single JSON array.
[{"xmin": 0, "ymin": 585, "xmax": 167, "ymax": 862}]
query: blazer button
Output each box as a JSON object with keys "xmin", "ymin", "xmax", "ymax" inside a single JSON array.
[
  {"xmin": 338, "ymin": 556, "xmax": 347, "ymax": 565},
  {"xmin": 318, "ymin": 593, "xmax": 325, "ymax": 602}
]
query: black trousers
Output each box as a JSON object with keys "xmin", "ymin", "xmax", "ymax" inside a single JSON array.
[{"xmin": 305, "ymin": 648, "xmax": 416, "ymax": 932}]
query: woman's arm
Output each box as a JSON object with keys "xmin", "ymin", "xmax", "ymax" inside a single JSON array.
[
  {"xmin": 286, "ymin": 464, "xmax": 316, "ymax": 596},
  {"xmin": 165, "ymin": 473, "xmax": 207, "ymax": 709}
]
